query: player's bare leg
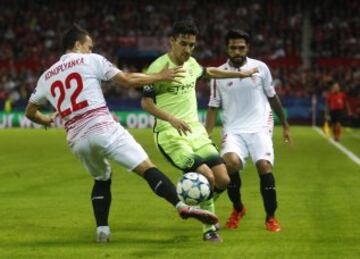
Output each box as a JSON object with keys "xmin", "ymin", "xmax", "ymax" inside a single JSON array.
[
  {"xmin": 211, "ymin": 163, "xmax": 230, "ymax": 197},
  {"xmin": 223, "ymin": 152, "xmax": 247, "ymax": 229},
  {"xmin": 133, "ymin": 159, "xmax": 218, "ymax": 225},
  {"xmin": 256, "ymin": 159, "xmax": 280, "ymax": 232}
]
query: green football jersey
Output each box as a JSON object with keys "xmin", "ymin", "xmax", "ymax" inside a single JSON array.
[{"xmin": 143, "ymin": 53, "xmax": 204, "ymax": 132}]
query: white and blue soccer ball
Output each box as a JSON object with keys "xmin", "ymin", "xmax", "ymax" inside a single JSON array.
[{"xmin": 176, "ymin": 172, "xmax": 211, "ymax": 205}]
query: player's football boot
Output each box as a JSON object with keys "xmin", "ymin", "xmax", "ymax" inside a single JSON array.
[
  {"xmin": 265, "ymin": 217, "xmax": 281, "ymax": 232},
  {"xmin": 179, "ymin": 206, "xmax": 219, "ymax": 225},
  {"xmin": 203, "ymin": 230, "xmax": 223, "ymax": 242},
  {"xmin": 225, "ymin": 207, "xmax": 247, "ymax": 229},
  {"xmin": 96, "ymin": 226, "xmax": 110, "ymax": 243}
]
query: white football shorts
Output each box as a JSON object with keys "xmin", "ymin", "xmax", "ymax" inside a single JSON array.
[
  {"xmin": 220, "ymin": 127, "xmax": 274, "ymax": 168},
  {"xmin": 71, "ymin": 123, "xmax": 148, "ymax": 180}
]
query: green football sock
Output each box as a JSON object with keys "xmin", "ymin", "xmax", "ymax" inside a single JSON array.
[{"xmin": 200, "ymin": 198, "xmax": 216, "ymax": 233}]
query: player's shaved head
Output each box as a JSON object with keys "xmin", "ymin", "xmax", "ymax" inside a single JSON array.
[
  {"xmin": 225, "ymin": 29, "xmax": 250, "ymax": 45},
  {"xmin": 171, "ymin": 20, "xmax": 198, "ymax": 38},
  {"xmin": 62, "ymin": 24, "xmax": 90, "ymax": 52}
]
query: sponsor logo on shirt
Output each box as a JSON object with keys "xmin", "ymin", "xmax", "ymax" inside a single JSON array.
[{"xmin": 167, "ymin": 82, "xmax": 195, "ymax": 95}]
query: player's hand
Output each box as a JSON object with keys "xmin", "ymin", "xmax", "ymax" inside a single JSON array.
[
  {"xmin": 168, "ymin": 116, "xmax": 192, "ymax": 136},
  {"xmin": 159, "ymin": 63, "xmax": 185, "ymax": 84},
  {"xmin": 283, "ymin": 126, "xmax": 292, "ymax": 145},
  {"xmin": 50, "ymin": 111, "xmax": 58, "ymax": 122},
  {"xmin": 44, "ymin": 111, "xmax": 58, "ymax": 130}
]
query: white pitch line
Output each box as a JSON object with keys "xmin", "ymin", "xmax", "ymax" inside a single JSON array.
[{"xmin": 313, "ymin": 126, "xmax": 360, "ymax": 166}]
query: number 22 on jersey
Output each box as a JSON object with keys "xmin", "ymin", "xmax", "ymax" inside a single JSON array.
[{"xmin": 50, "ymin": 72, "xmax": 89, "ymax": 118}]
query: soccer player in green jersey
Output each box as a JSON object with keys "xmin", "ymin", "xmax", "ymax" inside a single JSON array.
[{"xmin": 141, "ymin": 20, "xmax": 257, "ymax": 242}]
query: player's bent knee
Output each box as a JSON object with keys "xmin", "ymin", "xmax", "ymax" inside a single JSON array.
[
  {"xmin": 256, "ymin": 159, "xmax": 273, "ymax": 175},
  {"xmin": 223, "ymin": 155, "xmax": 242, "ymax": 173},
  {"xmin": 133, "ymin": 159, "xmax": 156, "ymax": 176},
  {"xmin": 210, "ymin": 164, "xmax": 230, "ymax": 188},
  {"xmin": 195, "ymin": 164, "xmax": 216, "ymax": 188},
  {"xmin": 205, "ymin": 174, "xmax": 216, "ymax": 189},
  {"xmin": 216, "ymin": 174, "xmax": 230, "ymax": 189}
]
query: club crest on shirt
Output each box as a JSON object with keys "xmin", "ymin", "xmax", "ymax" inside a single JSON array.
[
  {"xmin": 184, "ymin": 157, "xmax": 195, "ymax": 168},
  {"xmin": 227, "ymin": 82, "xmax": 233, "ymax": 87}
]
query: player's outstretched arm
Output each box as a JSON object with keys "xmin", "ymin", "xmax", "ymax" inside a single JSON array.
[
  {"xmin": 25, "ymin": 102, "xmax": 57, "ymax": 127},
  {"xmin": 111, "ymin": 65, "xmax": 185, "ymax": 88},
  {"xmin": 205, "ymin": 107, "xmax": 218, "ymax": 136},
  {"xmin": 205, "ymin": 67, "xmax": 258, "ymax": 79},
  {"xmin": 141, "ymin": 97, "xmax": 192, "ymax": 136}
]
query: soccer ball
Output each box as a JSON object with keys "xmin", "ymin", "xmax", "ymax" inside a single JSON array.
[{"xmin": 176, "ymin": 172, "xmax": 211, "ymax": 205}]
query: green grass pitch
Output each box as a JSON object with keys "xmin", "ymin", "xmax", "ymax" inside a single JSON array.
[{"xmin": 0, "ymin": 126, "xmax": 359, "ymax": 258}]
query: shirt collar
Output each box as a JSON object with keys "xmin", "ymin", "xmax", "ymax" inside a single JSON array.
[{"xmin": 226, "ymin": 57, "xmax": 248, "ymax": 70}]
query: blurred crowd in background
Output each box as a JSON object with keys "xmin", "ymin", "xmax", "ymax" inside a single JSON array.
[{"xmin": 0, "ymin": 0, "xmax": 359, "ymax": 121}]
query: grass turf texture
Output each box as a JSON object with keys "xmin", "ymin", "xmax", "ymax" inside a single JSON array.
[{"xmin": 0, "ymin": 126, "xmax": 359, "ymax": 258}]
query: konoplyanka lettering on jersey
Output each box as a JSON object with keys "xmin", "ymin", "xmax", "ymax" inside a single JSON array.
[{"xmin": 45, "ymin": 58, "xmax": 84, "ymax": 80}]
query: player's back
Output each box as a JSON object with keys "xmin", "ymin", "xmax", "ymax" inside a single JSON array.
[
  {"xmin": 31, "ymin": 53, "xmax": 121, "ymax": 145},
  {"xmin": 38, "ymin": 53, "xmax": 111, "ymax": 120}
]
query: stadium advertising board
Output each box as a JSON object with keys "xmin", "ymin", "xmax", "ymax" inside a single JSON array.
[{"xmin": 0, "ymin": 111, "xmax": 281, "ymax": 128}]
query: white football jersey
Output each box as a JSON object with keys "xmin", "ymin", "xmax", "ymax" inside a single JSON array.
[
  {"xmin": 30, "ymin": 53, "xmax": 121, "ymax": 145},
  {"xmin": 208, "ymin": 58, "xmax": 275, "ymax": 133}
]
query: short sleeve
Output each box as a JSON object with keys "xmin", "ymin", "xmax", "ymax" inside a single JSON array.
[
  {"xmin": 261, "ymin": 63, "xmax": 276, "ymax": 98},
  {"xmin": 29, "ymin": 78, "xmax": 48, "ymax": 105},
  {"xmin": 208, "ymin": 79, "xmax": 221, "ymax": 108},
  {"xmin": 92, "ymin": 54, "xmax": 121, "ymax": 81},
  {"xmin": 192, "ymin": 58, "xmax": 205, "ymax": 79}
]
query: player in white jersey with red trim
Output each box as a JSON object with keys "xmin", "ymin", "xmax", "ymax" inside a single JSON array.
[
  {"xmin": 25, "ymin": 24, "xmax": 219, "ymax": 243},
  {"xmin": 206, "ymin": 29, "xmax": 292, "ymax": 232}
]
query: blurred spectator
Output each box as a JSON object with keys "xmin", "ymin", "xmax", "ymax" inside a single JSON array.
[{"xmin": 0, "ymin": 0, "xmax": 359, "ymax": 121}]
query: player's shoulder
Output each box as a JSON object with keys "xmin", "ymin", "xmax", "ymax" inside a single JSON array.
[
  {"xmin": 186, "ymin": 57, "xmax": 203, "ymax": 71},
  {"xmin": 187, "ymin": 56, "xmax": 199, "ymax": 65},
  {"xmin": 217, "ymin": 62, "xmax": 228, "ymax": 70},
  {"xmin": 149, "ymin": 53, "xmax": 168, "ymax": 67},
  {"xmin": 86, "ymin": 53, "xmax": 107, "ymax": 63},
  {"xmin": 36, "ymin": 70, "xmax": 47, "ymax": 86},
  {"xmin": 247, "ymin": 57, "xmax": 269, "ymax": 69},
  {"xmin": 37, "ymin": 58, "xmax": 63, "ymax": 84},
  {"xmin": 247, "ymin": 57, "xmax": 266, "ymax": 66}
]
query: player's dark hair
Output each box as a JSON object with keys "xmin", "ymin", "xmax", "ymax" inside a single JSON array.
[
  {"xmin": 225, "ymin": 29, "xmax": 250, "ymax": 45},
  {"xmin": 170, "ymin": 20, "xmax": 198, "ymax": 37},
  {"xmin": 62, "ymin": 24, "xmax": 89, "ymax": 52}
]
